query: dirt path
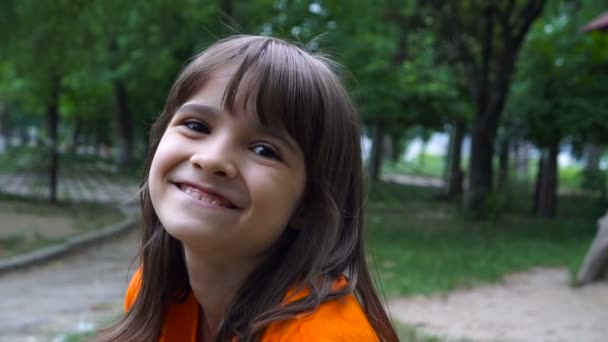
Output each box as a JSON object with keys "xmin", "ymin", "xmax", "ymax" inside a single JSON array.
[
  {"xmin": 390, "ymin": 268, "xmax": 608, "ymax": 342},
  {"xmin": 3, "ymin": 228, "xmax": 607, "ymax": 342},
  {"xmin": 0, "ymin": 231, "xmax": 138, "ymax": 342}
]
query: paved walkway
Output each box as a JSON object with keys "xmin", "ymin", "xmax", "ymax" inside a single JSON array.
[
  {"xmin": 0, "ymin": 164, "xmax": 140, "ymax": 341},
  {"xmin": 0, "ymin": 231, "xmax": 138, "ymax": 342},
  {"xmin": 0, "ymin": 170, "xmax": 138, "ymax": 204}
]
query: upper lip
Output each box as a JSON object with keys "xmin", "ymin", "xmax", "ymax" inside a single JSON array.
[{"xmin": 173, "ymin": 181, "xmax": 242, "ymax": 209}]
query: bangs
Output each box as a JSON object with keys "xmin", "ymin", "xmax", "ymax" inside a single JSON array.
[
  {"xmin": 220, "ymin": 38, "xmax": 326, "ymax": 161},
  {"xmin": 166, "ymin": 35, "xmax": 351, "ymax": 173}
]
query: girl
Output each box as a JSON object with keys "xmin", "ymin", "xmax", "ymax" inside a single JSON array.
[{"xmin": 96, "ymin": 35, "xmax": 399, "ymax": 341}]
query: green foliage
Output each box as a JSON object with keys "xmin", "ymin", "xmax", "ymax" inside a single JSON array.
[
  {"xmin": 0, "ymin": 0, "xmax": 606, "ymax": 205},
  {"xmin": 559, "ymin": 163, "xmax": 583, "ymax": 189},
  {"xmin": 508, "ymin": 0, "xmax": 608, "ymax": 148}
]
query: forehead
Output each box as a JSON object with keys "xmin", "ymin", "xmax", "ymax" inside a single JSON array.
[
  {"xmin": 175, "ymin": 68, "xmax": 300, "ymax": 154},
  {"xmin": 170, "ymin": 41, "xmax": 330, "ymax": 163},
  {"xmin": 178, "ymin": 64, "xmax": 266, "ymax": 125}
]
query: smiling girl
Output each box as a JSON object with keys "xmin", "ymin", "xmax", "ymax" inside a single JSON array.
[{"xmin": 95, "ymin": 35, "xmax": 398, "ymax": 341}]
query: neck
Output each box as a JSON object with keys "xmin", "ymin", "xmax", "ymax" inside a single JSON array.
[{"xmin": 183, "ymin": 246, "xmax": 263, "ymax": 337}]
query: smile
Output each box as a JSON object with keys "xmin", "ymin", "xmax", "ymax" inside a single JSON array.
[{"xmin": 176, "ymin": 183, "xmax": 238, "ymax": 209}]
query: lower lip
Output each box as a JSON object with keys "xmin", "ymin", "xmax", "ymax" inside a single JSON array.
[{"xmin": 174, "ymin": 184, "xmax": 238, "ymax": 211}]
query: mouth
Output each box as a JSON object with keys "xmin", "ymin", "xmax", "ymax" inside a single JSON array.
[{"xmin": 175, "ymin": 183, "xmax": 239, "ymax": 209}]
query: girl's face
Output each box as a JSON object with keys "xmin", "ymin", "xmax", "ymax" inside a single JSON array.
[{"xmin": 148, "ymin": 65, "xmax": 306, "ymax": 260}]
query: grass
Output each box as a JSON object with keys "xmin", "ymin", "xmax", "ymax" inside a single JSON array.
[
  {"xmin": 49, "ymin": 177, "xmax": 601, "ymax": 341},
  {"xmin": 60, "ymin": 331, "xmax": 96, "ymax": 342},
  {"xmin": 366, "ymin": 181, "xmax": 598, "ymax": 297},
  {"xmin": 61, "ymin": 180, "xmax": 599, "ymax": 341},
  {"xmin": 393, "ymin": 321, "xmax": 450, "ymax": 342},
  {"xmin": 0, "ymin": 195, "xmax": 124, "ymax": 258},
  {"xmin": 384, "ymin": 154, "xmax": 445, "ymax": 178},
  {"xmin": 0, "ymin": 234, "xmax": 63, "ymax": 258}
]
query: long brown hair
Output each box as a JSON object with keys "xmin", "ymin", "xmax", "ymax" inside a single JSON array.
[{"xmin": 96, "ymin": 35, "xmax": 398, "ymax": 342}]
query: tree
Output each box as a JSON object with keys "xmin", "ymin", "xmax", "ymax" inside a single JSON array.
[
  {"xmin": 422, "ymin": 0, "xmax": 547, "ymax": 213},
  {"xmin": 507, "ymin": 0, "xmax": 608, "ymax": 216},
  {"xmin": 0, "ymin": 0, "xmax": 92, "ymax": 202},
  {"xmin": 323, "ymin": 1, "xmax": 465, "ymax": 180},
  {"xmin": 82, "ymin": 0, "xmax": 220, "ymax": 166}
]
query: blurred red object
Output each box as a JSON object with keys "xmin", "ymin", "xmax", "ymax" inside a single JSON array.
[{"xmin": 582, "ymin": 12, "xmax": 608, "ymax": 32}]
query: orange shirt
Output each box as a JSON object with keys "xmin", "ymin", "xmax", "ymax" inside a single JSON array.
[{"xmin": 124, "ymin": 269, "xmax": 379, "ymax": 341}]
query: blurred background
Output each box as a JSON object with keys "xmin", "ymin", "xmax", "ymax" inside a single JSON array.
[{"xmin": 1, "ymin": 0, "xmax": 608, "ymax": 341}]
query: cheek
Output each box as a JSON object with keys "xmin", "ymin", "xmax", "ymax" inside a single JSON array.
[
  {"xmin": 147, "ymin": 157, "xmax": 164, "ymax": 213},
  {"xmin": 148, "ymin": 153, "xmax": 164, "ymax": 191},
  {"xmin": 258, "ymin": 175, "xmax": 305, "ymax": 222},
  {"xmin": 149, "ymin": 137, "xmax": 177, "ymax": 180},
  {"xmin": 148, "ymin": 141, "xmax": 175, "ymax": 201}
]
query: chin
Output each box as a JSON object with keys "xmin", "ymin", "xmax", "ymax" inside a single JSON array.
[{"xmin": 161, "ymin": 220, "xmax": 218, "ymax": 243}]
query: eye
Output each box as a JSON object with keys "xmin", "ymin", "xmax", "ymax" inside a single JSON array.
[
  {"xmin": 251, "ymin": 144, "xmax": 282, "ymax": 161},
  {"xmin": 183, "ymin": 120, "xmax": 209, "ymax": 134}
]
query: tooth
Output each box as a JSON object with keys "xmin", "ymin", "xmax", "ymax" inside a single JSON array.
[{"xmin": 181, "ymin": 185, "xmax": 231, "ymax": 207}]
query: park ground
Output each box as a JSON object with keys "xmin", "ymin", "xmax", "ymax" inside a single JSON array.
[{"xmin": 0, "ymin": 169, "xmax": 607, "ymax": 341}]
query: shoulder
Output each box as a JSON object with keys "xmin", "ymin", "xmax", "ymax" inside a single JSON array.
[
  {"xmin": 263, "ymin": 293, "xmax": 379, "ymax": 341},
  {"xmin": 124, "ymin": 267, "xmax": 143, "ymax": 312}
]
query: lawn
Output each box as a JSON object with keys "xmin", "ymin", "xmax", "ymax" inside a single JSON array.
[
  {"xmin": 36, "ymin": 179, "xmax": 602, "ymax": 342},
  {"xmin": 0, "ymin": 194, "xmax": 125, "ymax": 258},
  {"xmin": 366, "ymin": 181, "xmax": 598, "ymax": 297}
]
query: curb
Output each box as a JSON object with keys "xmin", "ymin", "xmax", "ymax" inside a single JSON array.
[{"xmin": 0, "ymin": 210, "xmax": 137, "ymax": 275}]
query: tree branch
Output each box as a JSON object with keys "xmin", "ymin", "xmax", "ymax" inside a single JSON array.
[
  {"xmin": 512, "ymin": 0, "xmax": 546, "ymax": 45},
  {"xmin": 427, "ymin": 1, "xmax": 481, "ymax": 98},
  {"xmin": 497, "ymin": 0, "xmax": 516, "ymax": 32},
  {"xmin": 480, "ymin": 3, "xmax": 496, "ymax": 110}
]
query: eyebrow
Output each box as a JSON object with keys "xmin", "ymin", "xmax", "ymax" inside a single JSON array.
[
  {"xmin": 176, "ymin": 103, "xmax": 222, "ymax": 117},
  {"xmin": 175, "ymin": 102, "xmax": 300, "ymax": 154}
]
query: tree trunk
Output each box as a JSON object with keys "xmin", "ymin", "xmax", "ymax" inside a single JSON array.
[
  {"xmin": 533, "ymin": 143, "xmax": 559, "ymax": 217},
  {"xmin": 585, "ymin": 144, "xmax": 603, "ymax": 173},
  {"xmin": 514, "ymin": 141, "xmax": 531, "ymax": 181},
  {"xmin": 108, "ymin": 37, "xmax": 133, "ymax": 167},
  {"xmin": 19, "ymin": 125, "xmax": 29, "ymax": 147},
  {"xmin": 369, "ymin": 120, "xmax": 385, "ymax": 181},
  {"xmin": 532, "ymin": 151, "xmax": 543, "ymax": 215},
  {"xmin": 70, "ymin": 117, "xmax": 82, "ymax": 154},
  {"xmin": 430, "ymin": 1, "xmax": 546, "ymax": 214},
  {"xmin": 466, "ymin": 108, "xmax": 499, "ymax": 210},
  {"xmin": 390, "ymin": 133, "xmax": 401, "ymax": 163},
  {"xmin": 112, "ymin": 78, "xmax": 133, "ymax": 166},
  {"xmin": 445, "ymin": 118, "xmax": 465, "ymax": 197},
  {"xmin": 0, "ymin": 103, "xmax": 8, "ymax": 153},
  {"xmin": 583, "ymin": 144, "xmax": 604, "ymax": 192},
  {"xmin": 47, "ymin": 77, "xmax": 61, "ymax": 203},
  {"xmin": 498, "ymin": 137, "xmax": 510, "ymax": 186}
]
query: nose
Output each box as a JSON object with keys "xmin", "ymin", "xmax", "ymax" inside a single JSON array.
[{"xmin": 189, "ymin": 139, "xmax": 238, "ymax": 179}]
